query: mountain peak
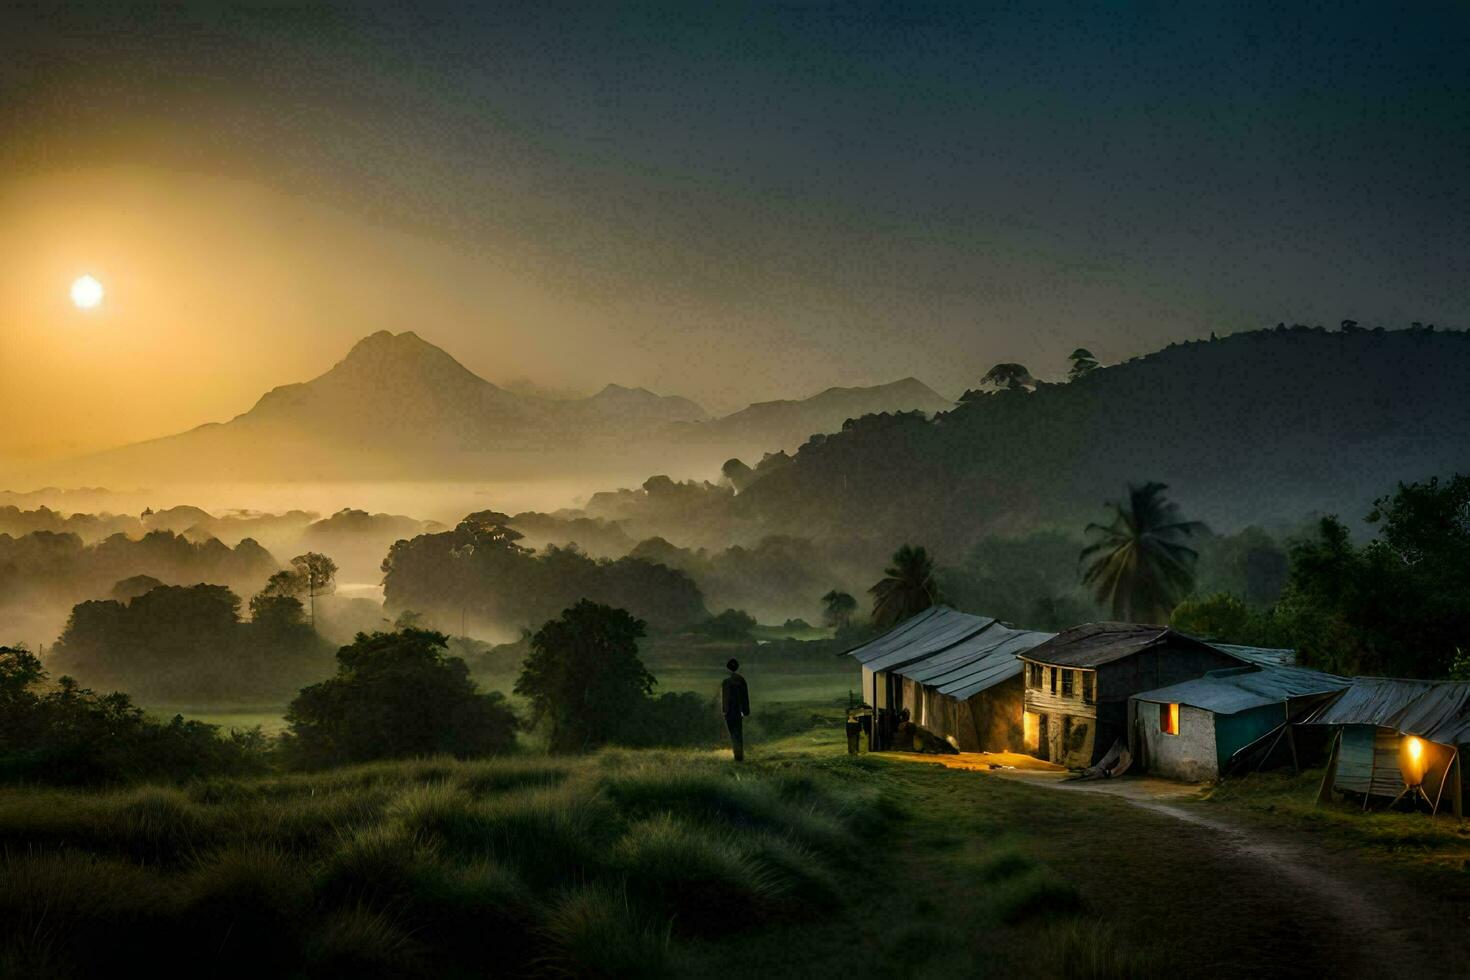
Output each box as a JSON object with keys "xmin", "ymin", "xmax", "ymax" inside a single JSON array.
[
  {"xmin": 330, "ymin": 330, "xmax": 482, "ymax": 384},
  {"xmin": 343, "ymin": 329, "xmax": 435, "ymax": 359}
]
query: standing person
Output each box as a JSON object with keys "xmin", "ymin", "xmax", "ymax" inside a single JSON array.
[{"xmin": 721, "ymin": 658, "xmax": 750, "ymax": 761}]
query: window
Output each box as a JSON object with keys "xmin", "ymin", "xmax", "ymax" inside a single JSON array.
[
  {"xmin": 1160, "ymin": 702, "xmax": 1180, "ymax": 736},
  {"xmin": 1049, "ymin": 667, "xmax": 1057, "ymax": 695},
  {"xmin": 1027, "ymin": 663, "xmax": 1041, "ymax": 688},
  {"xmin": 1082, "ymin": 672, "xmax": 1095, "ymax": 704},
  {"xmin": 1061, "ymin": 669, "xmax": 1074, "ymax": 697}
]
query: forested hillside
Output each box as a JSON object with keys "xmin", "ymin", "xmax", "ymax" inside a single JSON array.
[
  {"xmin": 590, "ymin": 327, "xmax": 1470, "ymax": 564},
  {"xmin": 744, "ymin": 327, "xmax": 1470, "ymax": 553}
]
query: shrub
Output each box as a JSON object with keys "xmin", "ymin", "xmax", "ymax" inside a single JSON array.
[
  {"xmin": 283, "ymin": 629, "xmax": 518, "ymax": 768},
  {"xmin": 0, "ymin": 646, "xmax": 268, "ymax": 786}
]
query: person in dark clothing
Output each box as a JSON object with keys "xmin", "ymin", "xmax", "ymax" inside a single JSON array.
[{"xmin": 720, "ymin": 658, "xmax": 750, "ymax": 761}]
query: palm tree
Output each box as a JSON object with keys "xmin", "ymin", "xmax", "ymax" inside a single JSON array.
[
  {"xmin": 1067, "ymin": 348, "xmax": 1099, "ymax": 379},
  {"xmin": 869, "ymin": 545, "xmax": 939, "ymax": 629},
  {"xmin": 979, "ymin": 362, "xmax": 1036, "ymax": 391},
  {"xmin": 820, "ymin": 590, "xmax": 858, "ymax": 630},
  {"xmin": 1080, "ymin": 483, "xmax": 1204, "ymax": 624}
]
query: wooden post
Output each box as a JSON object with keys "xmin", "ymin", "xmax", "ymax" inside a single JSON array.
[
  {"xmin": 1363, "ymin": 729, "xmax": 1376, "ymax": 811},
  {"xmin": 1453, "ymin": 749, "xmax": 1464, "ymax": 821},
  {"xmin": 1316, "ymin": 729, "xmax": 1341, "ymax": 806}
]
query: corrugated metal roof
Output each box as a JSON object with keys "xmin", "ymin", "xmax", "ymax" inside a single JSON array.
[
  {"xmin": 1307, "ymin": 677, "xmax": 1470, "ymax": 745},
  {"xmin": 1211, "ymin": 643, "xmax": 1297, "ymax": 667},
  {"xmin": 842, "ymin": 608, "xmax": 1051, "ymax": 699},
  {"xmin": 891, "ymin": 621, "xmax": 1056, "ymax": 699},
  {"xmin": 929, "ymin": 628, "xmax": 1056, "ymax": 700},
  {"xmin": 1019, "ymin": 622, "xmax": 1230, "ymax": 668},
  {"xmin": 843, "ymin": 607, "xmax": 996, "ymax": 672},
  {"xmin": 1133, "ymin": 664, "xmax": 1350, "ymax": 715}
]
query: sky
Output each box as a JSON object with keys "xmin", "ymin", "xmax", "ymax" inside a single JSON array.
[{"xmin": 2, "ymin": 1, "xmax": 1468, "ymax": 465}]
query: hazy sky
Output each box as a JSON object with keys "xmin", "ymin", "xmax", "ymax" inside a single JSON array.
[{"xmin": 2, "ymin": 2, "xmax": 1468, "ymax": 464}]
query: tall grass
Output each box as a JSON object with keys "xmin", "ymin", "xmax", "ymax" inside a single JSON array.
[{"xmin": 0, "ymin": 749, "xmax": 887, "ymax": 977}]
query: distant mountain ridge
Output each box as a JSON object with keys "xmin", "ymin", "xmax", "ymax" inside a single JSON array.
[
  {"xmin": 672, "ymin": 377, "xmax": 952, "ymax": 457},
  {"xmin": 54, "ymin": 330, "xmax": 948, "ymax": 482}
]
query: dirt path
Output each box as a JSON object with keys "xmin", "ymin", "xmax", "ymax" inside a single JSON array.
[{"xmin": 1004, "ymin": 769, "xmax": 1454, "ymax": 979}]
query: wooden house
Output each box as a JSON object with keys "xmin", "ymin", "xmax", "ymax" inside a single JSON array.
[
  {"xmin": 843, "ymin": 606, "xmax": 1053, "ymax": 751},
  {"xmin": 1019, "ymin": 623, "xmax": 1246, "ymax": 768}
]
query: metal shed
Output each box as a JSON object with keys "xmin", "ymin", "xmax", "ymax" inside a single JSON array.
[
  {"xmin": 1131, "ymin": 663, "xmax": 1349, "ymax": 781},
  {"xmin": 842, "ymin": 607, "xmax": 1053, "ymax": 752},
  {"xmin": 1305, "ymin": 677, "xmax": 1469, "ymax": 816}
]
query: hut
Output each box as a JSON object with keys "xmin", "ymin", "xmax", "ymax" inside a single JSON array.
[
  {"xmin": 1306, "ymin": 677, "xmax": 1469, "ymax": 816},
  {"xmin": 842, "ymin": 607, "xmax": 1053, "ymax": 751},
  {"xmin": 1019, "ymin": 623, "xmax": 1246, "ymax": 768},
  {"xmin": 1130, "ymin": 662, "xmax": 1350, "ymax": 781}
]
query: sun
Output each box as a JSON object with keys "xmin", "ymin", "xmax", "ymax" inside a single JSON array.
[{"xmin": 70, "ymin": 274, "xmax": 105, "ymax": 310}]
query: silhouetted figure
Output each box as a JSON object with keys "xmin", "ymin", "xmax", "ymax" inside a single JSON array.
[
  {"xmin": 846, "ymin": 702, "xmax": 873, "ymax": 754},
  {"xmin": 721, "ymin": 658, "xmax": 750, "ymax": 761}
]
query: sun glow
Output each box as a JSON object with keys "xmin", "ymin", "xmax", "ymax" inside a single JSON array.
[{"xmin": 70, "ymin": 274, "xmax": 104, "ymax": 310}]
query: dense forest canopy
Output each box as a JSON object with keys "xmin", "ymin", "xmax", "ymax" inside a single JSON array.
[{"xmin": 382, "ymin": 514, "xmax": 709, "ymax": 638}]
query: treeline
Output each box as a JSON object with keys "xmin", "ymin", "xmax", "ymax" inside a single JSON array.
[
  {"xmin": 0, "ymin": 529, "xmax": 279, "ymax": 645},
  {"xmin": 545, "ymin": 326, "xmax": 1470, "ymax": 571},
  {"xmin": 1, "ymin": 598, "xmax": 729, "ymax": 786},
  {"xmin": 382, "ymin": 513, "xmax": 709, "ymax": 634},
  {"xmin": 0, "ymin": 646, "xmax": 266, "ymax": 785},
  {"xmin": 1172, "ymin": 474, "xmax": 1470, "ymax": 678},
  {"xmin": 51, "ymin": 582, "xmax": 335, "ymax": 701}
]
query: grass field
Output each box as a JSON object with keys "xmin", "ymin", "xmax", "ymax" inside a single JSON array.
[
  {"xmin": 9, "ymin": 708, "xmax": 1465, "ymax": 977},
  {"xmin": 1201, "ymin": 767, "xmax": 1470, "ymax": 874}
]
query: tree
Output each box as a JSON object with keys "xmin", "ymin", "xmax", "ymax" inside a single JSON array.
[
  {"xmin": 289, "ymin": 552, "xmax": 338, "ymax": 628},
  {"xmin": 1067, "ymin": 348, "xmax": 1099, "ymax": 379},
  {"xmin": 1271, "ymin": 476, "xmax": 1470, "ymax": 676},
  {"xmin": 1169, "ymin": 593, "xmax": 1285, "ymax": 646},
  {"xmin": 821, "ymin": 590, "xmax": 858, "ymax": 630},
  {"xmin": 110, "ymin": 574, "xmax": 164, "ymax": 602},
  {"xmin": 691, "ymin": 608, "xmax": 757, "ymax": 640},
  {"xmin": 1080, "ymin": 482, "xmax": 1204, "ymax": 624},
  {"xmin": 0, "ymin": 645, "xmax": 264, "ymax": 785},
  {"xmin": 869, "ymin": 544, "xmax": 939, "ymax": 629},
  {"xmin": 284, "ymin": 628, "xmax": 516, "ymax": 767},
  {"xmin": 979, "ymin": 362, "xmax": 1036, "ymax": 391},
  {"xmin": 515, "ymin": 601, "xmax": 654, "ymax": 753}
]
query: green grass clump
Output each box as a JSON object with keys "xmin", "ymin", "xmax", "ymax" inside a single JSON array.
[
  {"xmin": 180, "ymin": 845, "xmax": 310, "ymax": 970},
  {"xmin": 599, "ymin": 764, "xmax": 850, "ymax": 854},
  {"xmin": 977, "ymin": 847, "xmax": 1036, "ymax": 882},
  {"xmin": 615, "ymin": 815, "xmax": 783, "ymax": 934},
  {"xmin": 0, "ymin": 850, "xmax": 175, "ymax": 976},
  {"xmin": 539, "ymin": 884, "xmax": 672, "ymax": 978},
  {"xmin": 304, "ymin": 906, "xmax": 422, "ymax": 980},
  {"xmin": 1035, "ymin": 918, "xmax": 1166, "ymax": 978},
  {"xmin": 989, "ymin": 869, "xmax": 1086, "ymax": 925}
]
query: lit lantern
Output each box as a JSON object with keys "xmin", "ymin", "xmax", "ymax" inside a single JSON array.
[{"xmin": 1401, "ymin": 735, "xmax": 1428, "ymax": 786}]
